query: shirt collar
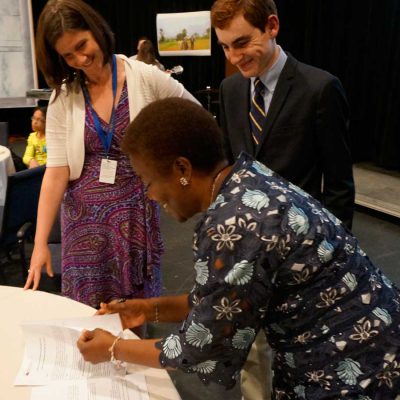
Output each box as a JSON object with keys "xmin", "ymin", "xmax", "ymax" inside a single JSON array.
[{"xmin": 251, "ymin": 45, "xmax": 287, "ymax": 94}]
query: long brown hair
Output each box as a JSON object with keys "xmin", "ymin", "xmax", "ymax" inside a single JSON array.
[
  {"xmin": 35, "ymin": 0, "xmax": 115, "ymax": 97},
  {"xmin": 136, "ymin": 40, "xmax": 158, "ymax": 66}
]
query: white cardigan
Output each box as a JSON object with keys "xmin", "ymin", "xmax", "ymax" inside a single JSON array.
[{"xmin": 46, "ymin": 54, "xmax": 198, "ymax": 180}]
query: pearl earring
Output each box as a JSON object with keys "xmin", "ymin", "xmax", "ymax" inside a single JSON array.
[{"xmin": 180, "ymin": 177, "xmax": 189, "ymax": 186}]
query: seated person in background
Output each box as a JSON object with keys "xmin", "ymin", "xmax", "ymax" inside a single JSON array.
[
  {"xmin": 129, "ymin": 36, "xmax": 148, "ymax": 60},
  {"xmin": 78, "ymin": 98, "xmax": 400, "ymax": 399},
  {"xmin": 135, "ymin": 39, "xmax": 165, "ymax": 71},
  {"xmin": 23, "ymin": 106, "xmax": 47, "ymax": 168}
]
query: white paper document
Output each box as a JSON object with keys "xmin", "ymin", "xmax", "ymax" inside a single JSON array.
[
  {"xmin": 15, "ymin": 314, "xmax": 128, "ymax": 386},
  {"xmin": 31, "ymin": 375, "xmax": 149, "ymax": 400},
  {"xmin": 23, "ymin": 313, "xmax": 124, "ymax": 335}
]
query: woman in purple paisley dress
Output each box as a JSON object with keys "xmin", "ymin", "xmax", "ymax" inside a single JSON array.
[
  {"xmin": 61, "ymin": 82, "xmax": 162, "ymax": 306},
  {"xmin": 24, "ymin": 0, "xmax": 198, "ymax": 308}
]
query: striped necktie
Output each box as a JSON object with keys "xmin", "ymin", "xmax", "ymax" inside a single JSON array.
[{"xmin": 249, "ymin": 78, "xmax": 266, "ymax": 146}]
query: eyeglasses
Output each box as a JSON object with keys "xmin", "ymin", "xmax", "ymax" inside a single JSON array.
[{"xmin": 31, "ymin": 117, "xmax": 45, "ymax": 122}]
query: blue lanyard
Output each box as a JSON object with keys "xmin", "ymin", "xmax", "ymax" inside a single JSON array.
[{"xmin": 83, "ymin": 54, "xmax": 117, "ymax": 157}]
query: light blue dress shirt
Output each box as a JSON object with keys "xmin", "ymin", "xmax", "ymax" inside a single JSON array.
[{"xmin": 250, "ymin": 46, "xmax": 288, "ymax": 116}]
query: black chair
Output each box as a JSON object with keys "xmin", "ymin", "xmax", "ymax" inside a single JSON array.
[
  {"xmin": 0, "ymin": 166, "xmax": 45, "ymax": 284},
  {"xmin": 40, "ymin": 211, "xmax": 62, "ymax": 293},
  {"xmin": 0, "ymin": 122, "xmax": 8, "ymax": 147},
  {"xmin": 8, "ymin": 136, "xmax": 28, "ymax": 172}
]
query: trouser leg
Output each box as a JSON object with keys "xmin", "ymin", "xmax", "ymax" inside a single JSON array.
[{"xmin": 240, "ymin": 331, "xmax": 272, "ymax": 400}]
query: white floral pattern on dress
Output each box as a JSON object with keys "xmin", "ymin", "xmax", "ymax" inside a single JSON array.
[
  {"xmin": 213, "ymin": 297, "xmax": 242, "ymax": 320},
  {"xmin": 185, "ymin": 321, "xmax": 213, "ymax": 349},
  {"xmin": 284, "ymin": 352, "xmax": 295, "ymax": 368},
  {"xmin": 305, "ymin": 370, "xmax": 333, "ymax": 389},
  {"xmin": 252, "ymin": 160, "xmax": 274, "ymax": 177},
  {"xmin": 321, "ymin": 207, "xmax": 342, "ymax": 226},
  {"xmin": 376, "ymin": 358, "xmax": 400, "ymax": 389},
  {"xmin": 293, "ymin": 385, "xmax": 306, "ymax": 398},
  {"xmin": 342, "ymin": 272, "xmax": 358, "ymax": 291},
  {"xmin": 317, "ymin": 239, "xmax": 334, "ymax": 263},
  {"xmin": 316, "ymin": 288, "xmax": 342, "ymax": 308},
  {"xmin": 372, "ymin": 307, "xmax": 392, "ymax": 326},
  {"xmin": 288, "ymin": 182, "xmax": 310, "ymax": 198},
  {"xmin": 349, "ymin": 319, "xmax": 379, "ymax": 343},
  {"xmin": 335, "ymin": 358, "xmax": 363, "ymax": 385},
  {"xmin": 241, "ymin": 188, "xmax": 270, "ymax": 211},
  {"xmin": 210, "ymin": 224, "xmax": 242, "ymax": 251},
  {"xmin": 194, "ymin": 259, "xmax": 209, "ymax": 285},
  {"xmin": 209, "ymin": 194, "xmax": 226, "ymax": 210},
  {"xmin": 288, "ymin": 204, "xmax": 309, "ymax": 235},
  {"xmin": 163, "ymin": 334, "xmax": 182, "ymax": 359},
  {"xmin": 224, "ymin": 260, "xmax": 254, "ymax": 285},
  {"xmin": 230, "ymin": 169, "xmax": 251, "ymax": 183},
  {"xmin": 189, "ymin": 360, "xmax": 217, "ymax": 374},
  {"xmin": 232, "ymin": 327, "xmax": 256, "ymax": 350},
  {"xmin": 382, "ymin": 275, "xmax": 393, "ymax": 288}
]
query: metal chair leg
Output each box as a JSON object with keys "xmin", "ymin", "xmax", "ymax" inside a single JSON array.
[{"xmin": 18, "ymin": 238, "xmax": 29, "ymax": 282}]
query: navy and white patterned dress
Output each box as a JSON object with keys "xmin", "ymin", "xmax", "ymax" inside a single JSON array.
[{"xmin": 156, "ymin": 153, "xmax": 400, "ymax": 399}]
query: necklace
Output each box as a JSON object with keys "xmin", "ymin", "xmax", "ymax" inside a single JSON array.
[{"xmin": 210, "ymin": 166, "xmax": 228, "ymax": 205}]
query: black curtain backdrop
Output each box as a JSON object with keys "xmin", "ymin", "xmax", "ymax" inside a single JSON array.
[
  {"xmin": 32, "ymin": 0, "xmax": 400, "ymax": 170},
  {"xmin": 31, "ymin": 0, "xmax": 223, "ymax": 111},
  {"xmin": 275, "ymin": 0, "xmax": 400, "ymax": 170}
]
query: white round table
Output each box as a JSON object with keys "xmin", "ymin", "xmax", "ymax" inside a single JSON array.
[
  {"xmin": 0, "ymin": 144, "xmax": 16, "ymax": 175},
  {"xmin": 0, "ymin": 286, "xmax": 181, "ymax": 400},
  {"xmin": 0, "ymin": 145, "xmax": 16, "ymax": 230}
]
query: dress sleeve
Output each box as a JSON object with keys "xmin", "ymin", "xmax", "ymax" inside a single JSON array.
[
  {"xmin": 22, "ymin": 133, "xmax": 35, "ymax": 166},
  {"xmin": 156, "ymin": 211, "xmax": 272, "ymax": 388}
]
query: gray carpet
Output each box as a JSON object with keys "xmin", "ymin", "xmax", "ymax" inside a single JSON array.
[{"xmin": 354, "ymin": 162, "xmax": 400, "ymax": 218}]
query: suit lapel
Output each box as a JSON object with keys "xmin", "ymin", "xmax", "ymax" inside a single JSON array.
[
  {"xmin": 234, "ymin": 76, "xmax": 255, "ymax": 155},
  {"xmin": 255, "ymin": 54, "xmax": 297, "ymax": 157}
]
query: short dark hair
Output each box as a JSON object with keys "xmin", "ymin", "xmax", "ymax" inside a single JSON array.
[
  {"xmin": 211, "ymin": 0, "xmax": 278, "ymax": 32},
  {"xmin": 122, "ymin": 98, "xmax": 226, "ymax": 175},
  {"xmin": 35, "ymin": 0, "xmax": 115, "ymax": 95},
  {"xmin": 33, "ymin": 106, "xmax": 48, "ymax": 119}
]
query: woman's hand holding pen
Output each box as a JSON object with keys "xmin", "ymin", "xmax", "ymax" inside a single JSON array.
[{"xmin": 96, "ymin": 298, "xmax": 151, "ymax": 329}]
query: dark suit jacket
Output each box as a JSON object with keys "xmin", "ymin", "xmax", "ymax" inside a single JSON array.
[{"xmin": 219, "ymin": 54, "xmax": 355, "ymax": 228}]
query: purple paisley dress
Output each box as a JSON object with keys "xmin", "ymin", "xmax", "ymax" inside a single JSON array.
[{"xmin": 61, "ymin": 82, "xmax": 163, "ymax": 307}]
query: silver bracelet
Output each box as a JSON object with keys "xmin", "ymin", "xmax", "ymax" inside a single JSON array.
[{"xmin": 153, "ymin": 302, "xmax": 160, "ymax": 324}]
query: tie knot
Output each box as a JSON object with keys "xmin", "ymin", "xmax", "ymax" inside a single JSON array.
[{"xmin": 254, "ymin": 78, "xmax": 265, "ymax": 95}]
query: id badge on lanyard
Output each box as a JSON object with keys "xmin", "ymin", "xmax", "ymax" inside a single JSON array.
[
  {"xmin": 83, "ymin": 54, "xmax": 118, "ymax": 184},
  {"xmin": 99, "ymin": 158, "xmax": 117, "ymax": 183}
]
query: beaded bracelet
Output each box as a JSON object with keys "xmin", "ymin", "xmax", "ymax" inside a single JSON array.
[{"xmin": 108, "ymin": 334, "xmax": 124, "ymax": 369}]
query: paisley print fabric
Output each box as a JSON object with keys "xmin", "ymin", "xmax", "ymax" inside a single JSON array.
[
  {"xmin": 157, "ymin": 153, "xmax": 400, "ymax": 398},
  {"xmin": 61, "ymin": 82, "xmax": 163, "ymax": 307}
]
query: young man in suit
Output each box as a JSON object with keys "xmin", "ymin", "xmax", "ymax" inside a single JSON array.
[
  {"xmin": 211, "ymin": 1, "xmax": 355, "ymax": 398},
  {"xmin": 211, "ymin": 0, "xmax": 355, "ymax": 230}
]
